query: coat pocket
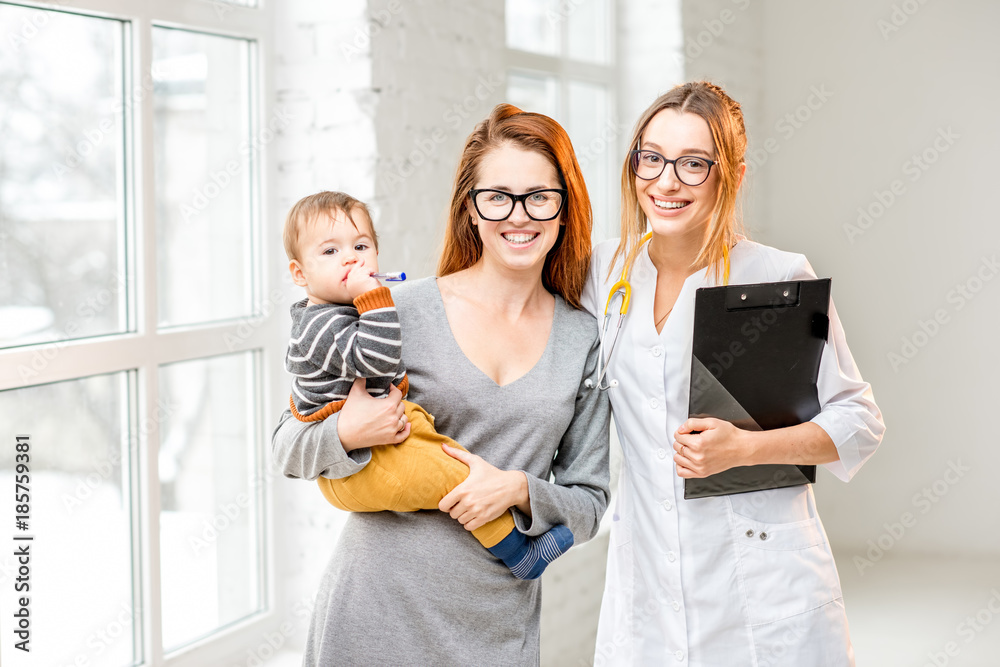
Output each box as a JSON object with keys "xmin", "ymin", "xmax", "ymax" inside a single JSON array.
[{"xmin": 730, "ymin": 509, "xmax": 843, "ymax": 627}]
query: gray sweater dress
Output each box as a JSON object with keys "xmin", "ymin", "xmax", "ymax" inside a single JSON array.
[{"xmin": 271, "ymin": 277, "xmax": 611, "ymax": 666}]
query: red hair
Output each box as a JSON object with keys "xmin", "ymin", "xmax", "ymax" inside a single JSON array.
[{"xmin": 437, "ymin": 104, "xmax": 593, "ymax": 309}]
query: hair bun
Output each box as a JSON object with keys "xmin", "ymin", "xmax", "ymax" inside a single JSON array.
[{"xmin": 491, "ymin": 103, "xmax": 525, "ymax": 122}]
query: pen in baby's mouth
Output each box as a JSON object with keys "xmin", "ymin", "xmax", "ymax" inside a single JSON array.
[{"xmin": 371, "ymin": 272, "xmax": 406, "ymax": 281}]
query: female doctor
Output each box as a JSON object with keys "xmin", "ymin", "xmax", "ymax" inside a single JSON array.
[{"xmin": 582, "ymin": 81, "xmax": 885, "ymax": 666}]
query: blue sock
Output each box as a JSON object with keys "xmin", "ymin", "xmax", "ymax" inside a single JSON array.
[{"xmin": 487, "ymin": 525, "xmax": 574, "ymax": 580}]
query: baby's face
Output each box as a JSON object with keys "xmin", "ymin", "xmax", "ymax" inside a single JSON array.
[{"xmin": 290, "ymin": 209, "xmax": 379, "ymax": 305}]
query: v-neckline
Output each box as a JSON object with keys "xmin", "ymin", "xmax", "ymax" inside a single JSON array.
[
  {"xmin": 643, "ymin": 247, "xmax": 710, "ymax": 337},
  {"xmin": 430, "ymin": 278, "xmax": 560, "ymax": 389}
]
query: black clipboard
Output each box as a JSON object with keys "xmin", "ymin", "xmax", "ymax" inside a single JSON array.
[{"xmin": 684, "ymin": 278, "xmax": 831, "ymax": 499}]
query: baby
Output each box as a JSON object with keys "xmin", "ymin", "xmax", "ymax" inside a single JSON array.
[{"xmin": 282, "ymin": 191, "xmax": 573, "ymax": 579}]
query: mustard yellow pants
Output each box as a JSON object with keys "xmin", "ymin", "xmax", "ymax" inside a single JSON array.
[{"xmin": 316, "ymin": 401, "xmax": 515, "ymax": 549}]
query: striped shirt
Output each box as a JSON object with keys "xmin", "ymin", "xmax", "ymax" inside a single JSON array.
[{"xmin": 286, "ymin": 286, "xmax": 406, "ymax": 416}]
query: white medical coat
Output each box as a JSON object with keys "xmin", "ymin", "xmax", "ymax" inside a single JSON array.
[{"xmin": 582, "ymin": 239, "xmax": 885, "ymax": 667}]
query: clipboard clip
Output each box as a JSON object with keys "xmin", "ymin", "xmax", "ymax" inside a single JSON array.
[
  {"xmin": 725, "ymin": 281, "xmax": 801, "ymax": 310},
  {"xmin": 721, "ymin": 280, "xmax": 830, "ymax": 341}
]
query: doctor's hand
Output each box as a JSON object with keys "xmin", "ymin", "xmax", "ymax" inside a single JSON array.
[
  {"xmin": 438, "ymin": 445, "xmax": 530, "ymax": 532},
  {"xmin": 672, "ymin": 417, "xmax": 753, "ymax": 478},
  {"xmin": 336, "ymin": 379, "xmax": 410, "ymax": 452}
]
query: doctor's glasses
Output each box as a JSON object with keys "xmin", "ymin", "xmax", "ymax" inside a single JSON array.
[{"xmin": 629, "ymin": 150, "xmax": 716, "ymax": 186}]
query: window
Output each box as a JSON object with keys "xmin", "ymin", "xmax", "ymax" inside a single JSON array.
[
  {"xmin": 153, "ymin": 27, "xmax": 257, "ymax": 329},
  {"xmin": 505, "ymin": 0, "xmax": 619, "ymax": 241},
  {"xmin": 0, "ymin": 1, "xmax": 278, "ymax": 664},
  {"xmin": 0, "ymin": 8, "xmax": 129, "ymax": 349}
]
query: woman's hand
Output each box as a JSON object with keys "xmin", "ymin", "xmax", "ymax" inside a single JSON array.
[
  {"xmin": 438, "ymin": 445, "xmax": 529, "ymax": 532},
  {"xmin": 672, "ymin": 417, "xmax": 754, "ymax": 479},
  {"xmin": 336, "ymin": 379, "xmax": 410, "ymax": 452}
]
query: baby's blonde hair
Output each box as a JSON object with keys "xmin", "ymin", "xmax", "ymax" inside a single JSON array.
[{"xmin": 283, "ymin": 191, "xmax": 378, "ymax": 261}]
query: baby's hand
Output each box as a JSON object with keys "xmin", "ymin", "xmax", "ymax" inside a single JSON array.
[{"xmin": 346, "ymin": 259, "xmax": 381, "ymax": 299}]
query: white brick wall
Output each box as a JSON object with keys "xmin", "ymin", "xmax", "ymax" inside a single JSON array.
[{"xmin": 272, "ymin": 0, "xmax": 375, "ymax": 212}]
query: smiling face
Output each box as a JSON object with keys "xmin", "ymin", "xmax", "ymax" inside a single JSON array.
[
  {"xmin": 469, "ymin": 143, "xmax": 563, "ymax": 277},
  {"xmin": 289, "ymin": 207, "xmax": 379, "ymax": 305},
  {"xmin": 635, "ymin": 108, "xmax": 721, "ymax": 242}
]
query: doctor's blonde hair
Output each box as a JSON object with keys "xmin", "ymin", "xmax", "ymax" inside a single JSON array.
[{"xmin": 610, "ymin": 81, "xmax": 747, "ymax": 283}]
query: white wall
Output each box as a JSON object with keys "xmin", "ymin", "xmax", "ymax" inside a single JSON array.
[
  {"xmin": 681, "ymin": 0, "xmax": 768, "ymax": 233},
  {"xmin": 682, "ymin": 0, "xmax": 1000, "ymax": 559},
  {"xmin": 754, "ymin": 0, "xmax": 1000, "ymax": 560}
]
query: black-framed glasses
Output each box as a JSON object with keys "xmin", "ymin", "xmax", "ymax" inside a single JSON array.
[
  {"xmin": 469, "ymin": 188, "xmax": 567, "ymax": 222},
  {"xmin": 629, "ymin": 150, "xmax": 716, "ymax": 186}
]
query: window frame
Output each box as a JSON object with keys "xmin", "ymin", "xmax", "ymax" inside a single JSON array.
[{"xmin": 0, "ymin": 1, "xmax": 283, "ymax": 665}]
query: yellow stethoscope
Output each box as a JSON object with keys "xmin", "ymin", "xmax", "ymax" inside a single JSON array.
[{"xmin": 587, "ymin": 232, "xmax": 731, "ymax": 390}]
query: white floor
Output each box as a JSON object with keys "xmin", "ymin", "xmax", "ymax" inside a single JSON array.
[
  {"xmin": 263, "ymin": 551, "xmax": 999, "ymax": 667},
  {"xmin": 839, "ymin": 551, "xmax": 1000, "ymax": 667}
]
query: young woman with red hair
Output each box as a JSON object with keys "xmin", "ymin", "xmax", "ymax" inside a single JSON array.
[{"xmin": 272, "ymin": 104, "xmax": 610, "ymax": 665}]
